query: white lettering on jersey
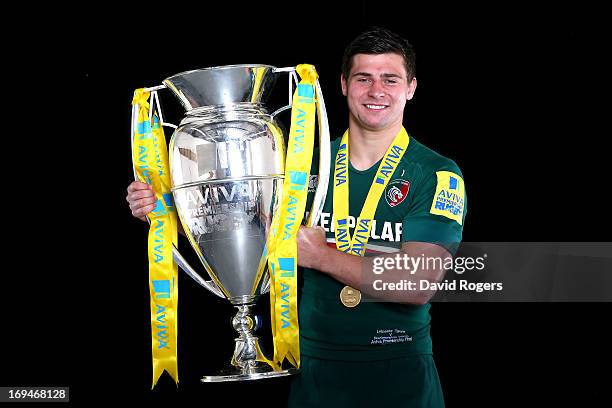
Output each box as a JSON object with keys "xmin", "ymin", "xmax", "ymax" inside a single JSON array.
[{"xmin": 318, "ymin": 212, "xmax": 402, "ymax": 242}]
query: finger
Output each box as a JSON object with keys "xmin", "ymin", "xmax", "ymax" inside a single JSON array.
[
  {"xmin": 127, "ymin": 192, "xmax": 153, "ymax": 204},
  {"xmin": 127, "ymin": 189, "xmax": 156, "ymax": 202},
  {"xmin": 127, "ymin": 181, "xmax": 151, "ymax": 193},
  {"xmin": 129, "ymin": 197, "xmax": 158, "ymax": 210},
  {"xmin": 132, "ymin": 203, "xmax": 157, "ymax": 218}
]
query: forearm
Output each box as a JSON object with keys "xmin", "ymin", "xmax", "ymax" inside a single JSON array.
[
  {"xmin": 297, "ymin": 227, "xmax": 451, "ymax": 305},
  {"xmin": 308, "ymin": 245, "xmax": 364, "ymax": 290},
  {"xmin": 308, "ymin": 245, "xmax": 450, "ymax": 305}
]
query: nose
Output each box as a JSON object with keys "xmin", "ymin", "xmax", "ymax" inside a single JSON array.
[{"xmin": 368, "ymin": 80, "xmax": 386, "ymax": 98}]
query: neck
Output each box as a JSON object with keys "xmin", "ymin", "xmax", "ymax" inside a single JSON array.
[{"xmin": 348, "ymin": 119, "xmax": 403, "ymax": 171}]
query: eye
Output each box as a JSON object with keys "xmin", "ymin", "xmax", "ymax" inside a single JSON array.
[
  {"xmin": 384, "ymin": 79, "xmax": 398, "ymax": 85},
  {"xmin": 356, "ymin": 77, "xmax": 371, "ymax": 83}
]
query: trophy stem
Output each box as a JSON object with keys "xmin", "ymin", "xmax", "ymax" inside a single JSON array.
[
  {"xmin": 201, "ymin": 304, "xmax": 298, "ymax": 382},
  {"xmin": 230, "ymin": 304, "xmax": 262, "ymax": 370}
]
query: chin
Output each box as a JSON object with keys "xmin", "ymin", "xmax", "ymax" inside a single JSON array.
[
  {"xmin": 355, "ymin": 114, "xmax": 379, "ymax": 127},
  {"xmin": 360, "ymin": 119, "xmax": 388, "ymax": 131}
]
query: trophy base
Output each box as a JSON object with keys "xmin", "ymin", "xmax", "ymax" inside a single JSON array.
[
  {"xmin": 201, "ymin": 304, "xmax": 299, "ymax": 382},
  {"xmin": 201, "ymin": 364, "xmax": 298, "ymax": 383}
]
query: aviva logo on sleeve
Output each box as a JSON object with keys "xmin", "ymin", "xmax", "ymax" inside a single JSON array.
[{"xmin": 430, "ymin": 171, "xmax": 465, "ymax": 225}]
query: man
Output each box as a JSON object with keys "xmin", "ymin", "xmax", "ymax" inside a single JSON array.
[
  {"xmin": 289, "ymin": 27, "xmax": 466, "ymax": 407},
  {"xmin": 127, "ymin": 27, "xmax": 466, "ymax": 407}
]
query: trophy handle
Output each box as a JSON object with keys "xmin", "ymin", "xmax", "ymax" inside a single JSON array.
[
  {"xmin": 270, "ymin": 67, "xmax": 298, "ymax": 119},
  {"xmin": 171, "ymin": 246, "xmax": 225, "ymax": 298},
  {"xmin": 131, "ymin": 91, "xmax": 225, "ymax": 299},
  {"xmin": 306, "ymin": 78, "xmax": 331, "ymax": 227},
  {"xmin": 253, "ymin": 72, "xmax": 330, "ymax": 309},
  {"xmin": 268, "ymin": 67, "xmax": 330, "ymax": 227},
  {"xmin": 148, "ymin": 85, "xmax": 178, "ymax": 129},
  {"xmin": 260, "ymin": 268, "xmax": 271, "ymax": 294}
]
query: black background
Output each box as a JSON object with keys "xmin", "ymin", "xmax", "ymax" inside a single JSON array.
[{"xmin": 5, "ymin": 2, "xmax": 610, "ymax": 406}]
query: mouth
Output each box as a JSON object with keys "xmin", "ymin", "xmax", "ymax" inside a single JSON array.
[{"xmin": 363, "ymin": 104, "xmax": 388, "ymax": 111}]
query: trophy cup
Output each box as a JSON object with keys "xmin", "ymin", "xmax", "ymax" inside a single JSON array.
[{"xmin": 132, "ymin": 64, "xmax": 330, "ymax": 382}]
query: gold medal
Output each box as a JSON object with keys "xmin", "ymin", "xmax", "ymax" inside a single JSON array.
[{"xmin": 340, "ymin": 286, "xmax": 361, "ymax": 308}]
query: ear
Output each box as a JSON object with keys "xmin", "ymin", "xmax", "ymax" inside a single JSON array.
[
  {"xmin": 406, "ymin": 77, "xmax": 417, "ymax": 101},
  {"xmin": 340, "ymin": 74, "xmax": 348, "ymax": 96}
]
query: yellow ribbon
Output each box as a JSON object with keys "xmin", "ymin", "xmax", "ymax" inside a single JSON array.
[
  {"xmin": 132, "ymin": 88, "xmax": 150, "ymax": 110},
  {"xmin": 267, "ymin": 64, "xmax": 318, "ymax": 369},
  {"xmin": 333, "ymin": 127, "xmax": 410, "ymax": 256},
  {"xmin": 132, "ymin": 89, "xmax": 179, "ymax": 388}
]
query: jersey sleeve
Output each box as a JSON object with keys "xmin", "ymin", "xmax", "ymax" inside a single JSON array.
[{"xmin": 401, "ymin": 160, "xmax": 467, "ymax": 255}]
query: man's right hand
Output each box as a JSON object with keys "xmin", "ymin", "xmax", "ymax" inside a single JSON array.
[{"xmin": 126, "ymin": 181, "xmax": 157, "ymax": 222}]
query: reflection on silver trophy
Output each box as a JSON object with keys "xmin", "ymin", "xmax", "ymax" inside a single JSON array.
[{"xmin": 134, "ymin": 65, "xmax": 330, "ymax": 382}]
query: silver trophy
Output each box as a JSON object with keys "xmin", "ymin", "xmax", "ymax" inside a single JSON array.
[{"xmin": 132, "ymin": 64, "xmax": 330, "ymax": 382}]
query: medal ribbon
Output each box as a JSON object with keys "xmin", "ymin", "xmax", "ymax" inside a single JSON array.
[
  {"xmin": 132, "ymin": 89, "xmax": 179, "ymax": 388},
  {"xmin": 333, "ymin": 127, "xmax": 410, "ymax": 256},
  {"xmin": 267, "ymin": 64, "xmax": 318, "ymax": 369}
]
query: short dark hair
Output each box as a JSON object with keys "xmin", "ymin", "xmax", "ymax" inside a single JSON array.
[{"xmin": 342, "ymin": 26, "xmax": 416, "ymax": 82}]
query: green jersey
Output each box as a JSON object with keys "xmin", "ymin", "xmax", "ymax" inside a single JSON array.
[{"xmin": 300, "ymin": 134, "xmax": 467, "ymax": 361}]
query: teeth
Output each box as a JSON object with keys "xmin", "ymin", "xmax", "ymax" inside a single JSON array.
[{"xmin": 366, "ymin": 105, "xmax": 386, "ymax": 110}]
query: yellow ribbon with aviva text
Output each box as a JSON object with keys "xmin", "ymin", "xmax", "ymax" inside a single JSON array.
[
  {"xmin": 132, "ymin": 89, "xmax": 179, "ymax": 388},
  {"xmin": 333, "ymin": 127, "xmax": 410, "ymax": 255},
  {"xmin": 267, "ymin": 65, "xmax": 318, "ymax": 369}
]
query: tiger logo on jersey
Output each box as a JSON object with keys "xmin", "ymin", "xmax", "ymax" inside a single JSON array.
[{"xmin": 385, "ymin": 179, "xmax": 410, "ymax": 207}]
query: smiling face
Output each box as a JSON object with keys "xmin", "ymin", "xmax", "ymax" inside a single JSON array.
[{"xmin": 341, "ymin": 53, "xmax": 417, "ymax": 132}]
